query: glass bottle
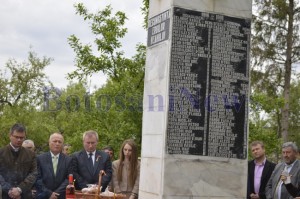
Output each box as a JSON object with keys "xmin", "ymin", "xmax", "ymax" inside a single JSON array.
[{"xmin": 66, "ymin": 174, "xmax": 75, "ymax": 199}]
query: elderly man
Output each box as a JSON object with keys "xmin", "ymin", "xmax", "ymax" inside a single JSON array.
[
  {"xmin": 22, "ymin": 139, "xmax": 36, "ymax": 152},
  {"xmin": 0, "ymin": 123, "xmax": 37, "ymax": 199},
  {"xmin": 36, "ymin": 133, "xmax": 71, "ymax": 199},
  {"xmin": 280, "ymin": 148, "xmax": 300, "ymax": 198},
  {"xmin": 266, "ymin": 142, "xmax": 300, "ymax": 199},
  {"xmin": 71, "ymin": 130, "xmax": 112, "ymax": 192},
  {"xmin": 22, "ymin": 139, "xmax": 37, "ymax": 198}
]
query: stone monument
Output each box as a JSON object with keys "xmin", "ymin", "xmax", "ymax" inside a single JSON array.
[{"xmin": 140, "ymin": 0, "xmax": 252, "ymax": 198}]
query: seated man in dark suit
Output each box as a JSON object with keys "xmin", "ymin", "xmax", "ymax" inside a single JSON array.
[
  {"xmin": 248, "ymin": 141, "xmax": 276, "ymax": 199},
  {"xmin": 36, "ymin": 133, "xmax": 72, "ymax": 199},
  {"xmin": 71, "ymin": 130, "xmax": 112, "ymax": 192}
]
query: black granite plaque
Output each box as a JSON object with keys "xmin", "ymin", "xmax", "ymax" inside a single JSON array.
[{"xmin": 167, "ymin": 7, "xmax": 250, "ymax": 159}]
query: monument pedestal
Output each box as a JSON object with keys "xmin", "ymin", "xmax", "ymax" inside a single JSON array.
[{"xmin": 140, "ymin": 1, "xmax": 252, "ymax": 198}]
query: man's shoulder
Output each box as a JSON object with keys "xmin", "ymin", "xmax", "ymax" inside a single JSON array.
[
  {"xmin": 0, "ymin": 145, "xmax": 9, "ymax": 152},
  {"xmin": 0, "ymin": 145, "xmax": 9, "ymax": 161},
  {"xmin": 273, "ymin": 162, "xmax": 284, "ymax": 171},
  {"xmin": 112, "ymin": 159, "xmax": 120, "ymax": 165},
  {"xmin": 37, "ymin": 151, "xmax": 50, "ymax": 159},
  {"xmin": 293, "ymin": 159, "xmax": 300, "ymax": 169},
  {"xmin": 20, "ymin": 147, "xmax": 36, "ymax": 157},
  {"xmin": 248, "ymin": 159, "xmax": 255, "ymax": 166},
  {"xmin": 265, "ymin": 159, "xmax": 276, "ymax": 167},
  {"xmin": 60, "ymin": 152, "xmax": 72, "ymax": 161},
  {"xmin": 71, "ymin": 150, "xmax": 84, "ymax": 158},
  {"xmin": 96, "ymin": 150, "xmax": 109, "ymax": 160},
  {"xmin": 96, "ymin": 149, "xmax": 106, "ymax": 155}
]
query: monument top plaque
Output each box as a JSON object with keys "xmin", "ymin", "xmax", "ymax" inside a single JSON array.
[{"xmin": 147, "ymin": 10, "xmax": 170, "ymax": 47}]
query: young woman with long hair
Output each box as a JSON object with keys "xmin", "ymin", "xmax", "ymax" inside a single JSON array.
[{"xmin": 112, "ymin": 139, "xmax": 140, "ymax": 199}]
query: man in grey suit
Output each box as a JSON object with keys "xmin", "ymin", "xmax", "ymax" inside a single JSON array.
[
  {"xmin": 71, "ymin": 130, "xmax": 112, "ymax": 192},
  {"xmin": 36, "ymin": 133, "xmax": 71, "ymax": 199},
  {"xmin": 266, "ymin": 142, "xmax": 300, "ymax": 199}
]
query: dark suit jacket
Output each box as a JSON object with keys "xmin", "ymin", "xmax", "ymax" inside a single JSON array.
[
  {"xmin": 71, "ymin": 150, "xmax": 112, "ymax": 192},
  {"xmin": 0, "ymin": 145, "xmax": 37, "ymax": 199},
  {"xmin": 284, "ymin": 183, "xmax": 300, "ymax": 197},
  {"xmin": 266, "ymin": 160, "xmax": 300, "ymax": 199},
  {"xmin": 248, "ymin": 159, "xmax": 276, "ymax": 199},
  {"xmin": 36, "ymin": 152, "xmax": 71, "ymax": 199}
]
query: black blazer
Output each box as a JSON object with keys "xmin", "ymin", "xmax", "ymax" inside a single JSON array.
[
  {"xmin": 248, "ymin": 159, "xmax": 276, "ymax": 199},
  {"xmin": 36, "ymin": 152, "xmax": 72, "ymax": 199},
  {"xmin": 71, "ymin": 150, "xmax": 112, "ymax": 192}
]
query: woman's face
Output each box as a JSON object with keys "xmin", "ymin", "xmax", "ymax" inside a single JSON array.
[{"xmin": 123, "ymin": 143, "xmax": 132, "ymax": 159}]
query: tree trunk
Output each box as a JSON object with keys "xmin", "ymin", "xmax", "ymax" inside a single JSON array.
[{"xmin": 281, "ymin": 0, "xmax": 294, "ymax": 142}]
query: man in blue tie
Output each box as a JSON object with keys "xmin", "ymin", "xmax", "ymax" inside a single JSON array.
[
  {"xmin": 266, "ymin": 142, "xmax": 300, "ymax": 199},
  {"xmin": 36, "ymin": 133, "xmax": 72, "ymax": 199},
  {"xmin": 71, "ymin": 130, "xmax": 112, "ymax": 192}
]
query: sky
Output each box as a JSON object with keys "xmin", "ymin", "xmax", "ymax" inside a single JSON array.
[{"xmin": 0, "ymin": 0, "xmax": 147, "ymax": 89}]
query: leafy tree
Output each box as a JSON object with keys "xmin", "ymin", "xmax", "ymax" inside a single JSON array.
[
  {"xmin": 67, "ymin": 3, "xmax": 146, "ymax": 154},
  {"xmin": 142, "ymin": 0, "xmax": 149, "ymax": 28},
  {"xmin": 44, "ymin": 81, "xmax": 98, "ymax": 151},
  {"xmin": 287, "ymin": 79, "xmax": 300, "ymax": 146},
  {"xmin": 68, "ymin": 3, "xmax": 128, "ymax": 80},
  {"xmin": 43, "ymin": 75, "xmax": 144, "ymax": 157},
  {"xmin": 0, "ymin": 51, "xmax": 52, "ymax": 109},
  {"xmin": 249, "ymin": 93, "xmax": 283, "ymax": 161},
  {"xmin": 0, "ymin": 51, "xmax": 53, "ymax": 149},
  {"xmin": 251, "ymin": 0, "xmax": 300, "ymax": 142}
]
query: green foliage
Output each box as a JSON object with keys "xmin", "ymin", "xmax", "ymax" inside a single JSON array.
[
  {"xmin": 0, "ymin": 2, "xmax": 149, "ymax": 157},
  {"xmin": 249, "ymin": 91, "xmax": 282, "ymax": 161},
  {"xmin": 248, "ymin": 121, "xmax": 281, "ymax": 162},
  {"xmin": 287, "ymin": 80, "xmax": 300, "ymax": 146},
  {"xmin": 0, "ymin": 51, "xmax": 52, "ymax": 108},
  {"xmin": 0, "ymin": 51, "xmax": 53, "ymax": 150},
  {"xmin": 68, "ymin": 3, "xmax": 128, "ymax": 80},
  {"xmin": 250, "ymin": 0, "xmax": 300, "ymax": 143},
  {"xmin": 141, "ymin": 0, "xmax": 149, "ymax": 28},
  {"xmin": 251, "ymin": 0, "xmax": 300, "ymax": 81},
  {"xmin": 250, "ymin": 93, "xmax": 284, "ymax": 114},
  {"xmin": 44, "ymin": 72, "xmax": 144, "ymax": 157},
  {"xmin": 249, "ymin": 78, "xmax": 300, "ymax": 160},
  {"xmin": 66, "ymin": 3, "xmax": 146, "ymax": 156}
]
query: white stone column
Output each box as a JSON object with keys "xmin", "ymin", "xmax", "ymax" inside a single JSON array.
[{"xmin": 140, "ymin": 1, "xmax": 252, "ymax": 199}]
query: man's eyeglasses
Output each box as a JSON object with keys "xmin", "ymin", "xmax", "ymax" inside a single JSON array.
[{"xmin": 11, "ymin": 135, "xmax": 26, "ymax": 140}]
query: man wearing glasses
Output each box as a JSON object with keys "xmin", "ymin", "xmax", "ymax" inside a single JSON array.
[{"xmin": 0, "ymin": 123, "xmax": 37, "ymax": 199}]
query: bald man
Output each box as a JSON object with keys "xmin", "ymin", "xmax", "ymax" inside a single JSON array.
[
  {"xmin": 35, "ymin": 133, "xmax": 72, "ymax": 199},
  {"xmin": 22, "ymin": 139, "xmax": 35, "ymax": 152}
]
